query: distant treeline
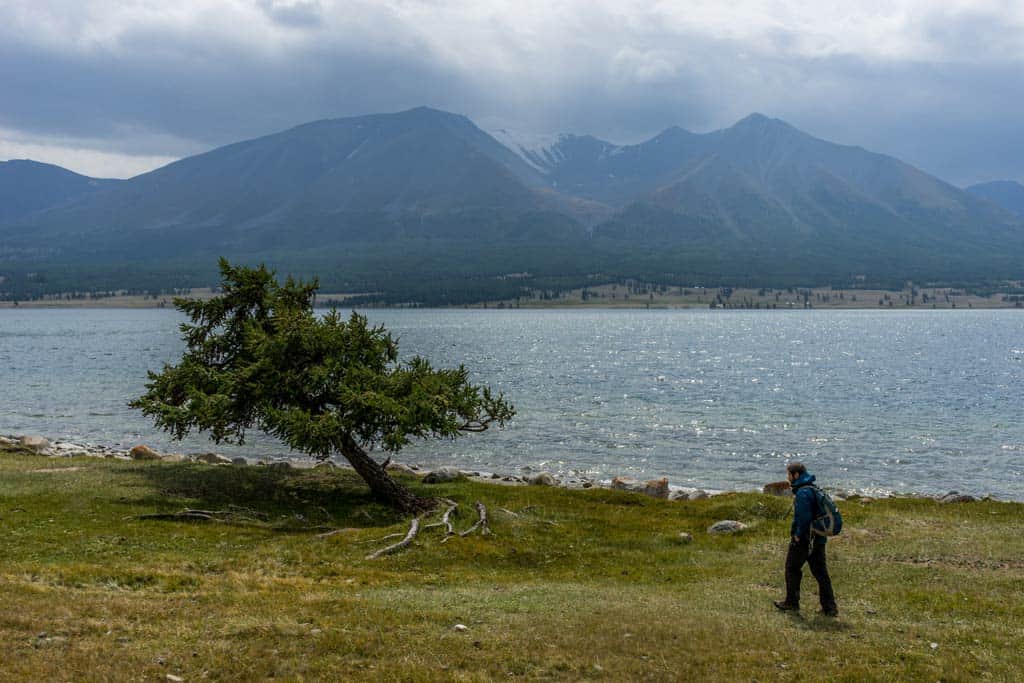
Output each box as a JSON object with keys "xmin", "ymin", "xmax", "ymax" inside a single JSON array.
[{"xmin": 1, "ymin": 239, "xmax": 1021, "ymax": 306}]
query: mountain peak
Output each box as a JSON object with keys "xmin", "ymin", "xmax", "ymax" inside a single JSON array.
[
  {"xmin": 651, "ymin": 125, "xmax": 696, "ymax": 140},
  {"xmin": 0, "ymin": 158, "xmax": 118, "ymax": 223},
  {"xmin": 289, "ymin": 106, "xmax": 472, "ymax": 136},
  {"xmin": 729, "ymin": 112, "xmax": 794, "ymax": 132},
  {"xmin": 1, "ymin": 158, "xmax": 81, "ymax": 173},
  {"xmin": 738, "ymin": 112, "xmax": 770, "ymax": 123},
  {"xmin": 394, "ymin": 105, "xmax": 470, "ymax": 124}
]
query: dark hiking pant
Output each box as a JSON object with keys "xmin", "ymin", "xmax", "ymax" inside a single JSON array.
[{"xmin": 785, "ymin": 539, "xmax": 836, "ymax": 610}]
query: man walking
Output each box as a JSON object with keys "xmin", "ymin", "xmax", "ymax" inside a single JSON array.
[{"xmin": 774, "ymin": 462, "xmax": 838, "ymax": 616}]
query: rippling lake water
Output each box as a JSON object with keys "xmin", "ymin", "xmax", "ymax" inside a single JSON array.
[{"xmin": 2, "ymin": 308, "xmax": 1023, "ymax": 498}]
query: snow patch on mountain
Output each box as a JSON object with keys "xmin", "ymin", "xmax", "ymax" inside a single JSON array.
[{"xmin": 490, "ymin": 129, "xmax": 568, "ymax": 174}]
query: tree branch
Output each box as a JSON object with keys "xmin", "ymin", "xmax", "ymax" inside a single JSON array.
[
  {"xmin": 366, "ymin": 517, "xmax": 422, "ymax": 559},
  {"xmin": 423, "ymin": 499, "xmax": 458, "ymax": 536},
  {"xmin": 458, "ymin": 501, "xmax": 491, "ymax": 536},
  {"xmin": 127, "ymin": 510, "xmax": 212, "ymax": 522}
]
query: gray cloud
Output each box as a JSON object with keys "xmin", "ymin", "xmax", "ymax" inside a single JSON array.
[
  {"xmin": 0, "ymin": 1, "xmax": 1021, "ymax": 184},
  {"xmin": 257, "ymin": 0, "xmax": 324, "ymax": 28}
]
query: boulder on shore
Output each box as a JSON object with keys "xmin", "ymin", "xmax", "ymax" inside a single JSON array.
[
  {"xmin": 527, "ymin": 472, "xmax": 558, "ymax": 486},
  {"xmin": 938, "ymin": 491, "xmax": 977, "ymax": 504},
  {"xmin": 763, "ymin": 481, "xmax": 792, "ymax": 496},
  {"xmin": 194, "ymin": 452, "xmax": 232, "ymax": 465},
  {"xmin": 19, "ymin": 435, "xmax": 51, "ymax": 453},
  {"xmin": 611, "ymin": 476, "xmax": 671, "ymax": 499},
  {"xmin": 129, "ymin": 444, "xmax": 161, "ymax": 460},
  {"xmin": 644, "ymin": 478, "xmax": 670, "ymax": 499},
  {"xmin": 423, "ymin": 466, "xmax": 464, "ymax": 484},
  {"xmin": 385, "ymin": 461, "xmax": 419, "ymax": 476},
  {"xmin": 672, "ymin": 488, "xmax": 710, "ymax": 501},
  {"xmin": 708, "ymin": 520, "xmax": 748, "ymax": 535}
]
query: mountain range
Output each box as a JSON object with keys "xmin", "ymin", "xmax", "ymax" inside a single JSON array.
[{"xmin": 2, "ymin": 107, "xmax": 1022, "ymax": 303}]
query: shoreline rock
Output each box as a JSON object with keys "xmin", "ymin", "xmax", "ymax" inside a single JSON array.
[
  {"xmin": 762, "ymin": 481, "xmax": 792, "ymax": 497},
  {"xmin": 610, "ymin": 476, "xmax": 670, "ymax": 499},
  {"xmin": 1, "ymin": 432, "xmax": 1014, "ymax": 503},
  {"xmin": 129, "ymin": 445, "xmax": 162, "ymax": 460},
  {"xmin": 19, "ymin": 435, "xmax": 52, "ymax": 453}
]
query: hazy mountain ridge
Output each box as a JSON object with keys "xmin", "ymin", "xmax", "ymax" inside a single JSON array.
[
  {"xmin": 598, "ymin": 115, "xmax": 1021, "ymax": 254},
  {"xmin": 1, "ymin": 108, "xmax": 589, "ymax": 254},
  {"xmin": 966, "ymin": 180, "xmax": 1024, "ymax": 217},
  {"xmin": 1, "ymin": 107, "xmax": 1022, "ymax": 301},
  {"xmin": 0, "ymin": 160, "xmax": 120, "ymax": 224}
]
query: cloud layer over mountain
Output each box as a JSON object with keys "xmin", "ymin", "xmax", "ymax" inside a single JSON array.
[{"xmin": 1, "ymin": 1, "xmax": 1022, "ymax": 184}]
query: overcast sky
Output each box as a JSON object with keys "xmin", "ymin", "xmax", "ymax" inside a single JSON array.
[{"xmin": 1, "ymin": 0, "xmax": 1022, "ymax": 185}]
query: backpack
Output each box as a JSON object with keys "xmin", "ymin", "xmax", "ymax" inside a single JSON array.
[{"xmin": 809, "ymin": 485, "xmax": 843, "ymax": 537}]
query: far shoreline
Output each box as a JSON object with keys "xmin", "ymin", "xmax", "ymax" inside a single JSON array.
[
  {"xmin": 1, "ymin": 275, "xmax": 1023, "ymax": 311},
  {"xmin": 3, "ymin": 282, "xmax": 1024, "ymax": 312}
]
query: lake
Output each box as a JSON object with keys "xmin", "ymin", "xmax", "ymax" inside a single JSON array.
[{"xmin": 2, "ymin": 307, "xmax": 1022, "ymax": 498}]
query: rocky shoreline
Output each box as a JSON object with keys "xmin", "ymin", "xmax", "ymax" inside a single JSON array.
[{"xmin": 0, "ymin": 432, "xmax": 991, "ymax": 505}]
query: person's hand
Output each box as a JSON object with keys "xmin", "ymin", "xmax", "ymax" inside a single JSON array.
[{"xmin": 792, "ymin": 535, "xmax": 800, "ymax": 543}]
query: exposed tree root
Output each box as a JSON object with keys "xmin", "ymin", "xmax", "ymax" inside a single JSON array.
[
  {"xmin": 423, "ymin": 499, "xmax": 458, "ymax": 536},
  {"xmin": 364, "ymin": 497, "xmax": 487, "ymax": 556},
  {"xmin": 354, "ymin": 532, "xmax": 406, "ymax": 544},
  {"xmin": 366, "ymin": 517, "xmax": 421, "ymax": 559},
  {"xmin": 128, "ymin": 510, "xmax": 213, "ymax": 522},
  {"xmin": 459, "ymin": 501, "xmax": 491, "ymax": 537},
  {"xmin": 130, "ymin": 507, "xmax": 295, "ymax": 527},
  {"xmin": 316, "ymin": 528, "xmax": 357, "ymax": 539},
  {"xmin": 333, "ymin": 498, "xmax": 497, "ymax": 559}
]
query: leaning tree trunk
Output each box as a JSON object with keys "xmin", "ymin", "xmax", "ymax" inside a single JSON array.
[{"xmin": 339, "ymin": 436, "xmax": 434, "ymax": 514}]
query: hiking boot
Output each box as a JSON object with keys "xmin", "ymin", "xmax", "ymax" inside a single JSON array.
[
  {"xmin": 820, "ymin": 607, "xmax": 839, "ymax": 617},
  {"xmin": 773, "ymin": 600, "xmax": 799, "ymax": 612}
]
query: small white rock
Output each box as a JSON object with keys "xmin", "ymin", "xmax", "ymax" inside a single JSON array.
[
  {"xmin": 930, "ymin": 642, "xmax": 939, "ymax": 650},
  {"xmin": 707, "ymin": 520, "xmax": 748, "ymax": 535},
  {"xmin": 453, "ymin": 624, "xmax": 469, "ymax": 632}
]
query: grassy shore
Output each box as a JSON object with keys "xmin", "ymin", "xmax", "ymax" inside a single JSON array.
[{"xmin": 1, "ymin": 448, "xmax": 1022, "ymax": 681}]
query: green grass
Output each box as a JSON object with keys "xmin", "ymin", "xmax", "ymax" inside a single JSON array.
[{"xmin": 1, "ymin": 449, "xmax": 1022, "ymax": 681}]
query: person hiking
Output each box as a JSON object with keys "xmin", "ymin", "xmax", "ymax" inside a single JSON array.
[{"xmin": 774, "ymin": 462, "xmax": 838, "ymax": 616}]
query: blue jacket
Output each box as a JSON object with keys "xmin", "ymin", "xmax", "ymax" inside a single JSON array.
[{"xmin": 790, "ymin": 473, "xmax": 825, "ymax": 544}]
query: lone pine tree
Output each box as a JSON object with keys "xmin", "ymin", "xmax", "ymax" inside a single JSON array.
[{"xmin": 131, "ymin": 259, "xmax": 514, "ymax": 513}]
